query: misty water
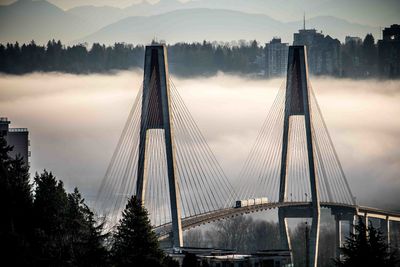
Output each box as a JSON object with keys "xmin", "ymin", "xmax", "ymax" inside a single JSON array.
[{"xmin": 1, "ymin": 71, "xmax": 399, "ymax": 211}]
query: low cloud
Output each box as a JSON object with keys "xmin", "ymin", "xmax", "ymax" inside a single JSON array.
[{"xmin": 1, "ymin": 72, "xmax": 399, "ymax": 210}]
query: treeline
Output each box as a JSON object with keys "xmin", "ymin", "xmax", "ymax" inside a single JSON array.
[
  {"xmin": 0, "ymin": 40, "xmax": 262, "ymax": 76},
  {"xmin": 0, "ymin": 40, "xmax": 145, "ymax": 75},
  {"xmin": 0, "ymin": 36, "xmax": 395, "ymax": 78},
  {"xmin": 0, "ymin": 136, "xmax": 178, "ymax": 267}
]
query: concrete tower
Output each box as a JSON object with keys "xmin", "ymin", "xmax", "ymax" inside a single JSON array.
[
  {"xmin": 136, "ymin": 45, "xmax": 183, "ymax": 247},
  {"xmin": 278, "ymin": 46, "xmax": 320, "ymax": 267}
]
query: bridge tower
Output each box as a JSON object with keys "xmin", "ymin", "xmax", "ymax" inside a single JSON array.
[
  {"xmin": 278, "ymin": 46, "xmax": 320, "ymax": 267},
  {"xmin": 136, "ymin": 45, "xmax": 183, "ymax": 248}
]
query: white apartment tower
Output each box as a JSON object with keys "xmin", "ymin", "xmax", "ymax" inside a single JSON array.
[{"xmin": 265, "ymin": 38, "xmax": 289, "ymax": 77}]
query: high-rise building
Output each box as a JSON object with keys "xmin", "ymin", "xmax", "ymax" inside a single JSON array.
[
  {"xmin": 293, "ymin": 26, "xmax": 341, "ymax": 76},
  {"xmin": 264, "ymin": 38, "xmax": 289, "ymax": 77},
  {"xmin": 345, "ymin": 36, "xmax": 362, "ymax": 45},
  {"xmin": 378, "ymin": 24, "xmax": 400, "ymax": 78},
  {"xmin": 0, "ymin": 117, "xmax": 30, "ymax": 166},
  {"xmin": 341, "ymin": 36, "xmax": 363, "ymax": 77}
]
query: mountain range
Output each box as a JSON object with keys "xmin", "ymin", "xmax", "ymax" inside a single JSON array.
[
  {"xmin": 43, "ymin": 0, "xmax": 400, "ymax": 28},
  {"xmin": 0, "ymin": 0, "xmax": 383, "ymax": 45},
  {"xmin": 0, "ymin": 0, "xmax": 95, "ymax": 44}
]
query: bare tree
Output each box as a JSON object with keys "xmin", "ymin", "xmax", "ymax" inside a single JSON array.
[
  {"xmin": 247, "ymin": 220, "xmax": 281, "ymax": 251},
  {"xmin": 184, "ymin": 229, "xmax": 205, "ymax": 247},
  {"xmin": 205, "ymin": 216, "xmax": 251, "ymax": 251},
  {"xmin": 203, "ymin": 216, "xmax": 280, "ymax": 253}
]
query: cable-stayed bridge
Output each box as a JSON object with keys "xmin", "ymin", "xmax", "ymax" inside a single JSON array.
[{"xmin": 95, "ymin": 45, "xmax": 400, "ymax": 267}]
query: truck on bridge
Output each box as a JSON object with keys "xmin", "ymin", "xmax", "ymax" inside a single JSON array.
[{"xmin": 235, "ymin": 197, "xmax": 268, "ymax": 208}]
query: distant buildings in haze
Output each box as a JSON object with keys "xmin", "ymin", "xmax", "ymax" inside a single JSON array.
[
  {"xmin": 293, "ymin": 28, "xmax": 341, "ymax": 76},
  {"xmin": 378, "ymin": 24, "xmax": 400, "ymax": 78},
  {"xmin": 0, "ymin": 117, "xmax": 30, "ymax": 166},
  {"xmin": 264, "ymin": 38, "xmax": 288, "ymax": 77},
  {"xmin": 345, "ymin": 36, "xmax": 362, "ymax": 45},
  {"xmin": 263, "ymin": 24, "xmax": 399, "ymax": 79},
  {"xmin": 264, "ymin": 19, "xmax": 342, "ymax": 78}
]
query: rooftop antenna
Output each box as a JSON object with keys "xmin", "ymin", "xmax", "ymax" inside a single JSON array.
[{"xmin": 303, "ymin": 12, "xmax": 306, "ymax": 30}]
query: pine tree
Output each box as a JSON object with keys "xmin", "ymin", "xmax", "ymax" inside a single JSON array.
[
  {"xmin": 8, "ymin": 155, "xmax": 33, "ymax": 234},
  {"xmin": 33, "ymin": 170, "xmax": 69, "ymax": 265},
  {"xmin": 0, "ymin": 136, "xmax": 109, "ymax": 265},
  {"xmin": 0, "ymin": 136, "xmax": 32, "ymax": 233},
  {"xmin": 65, "ymin": 188, "xmax": 109, "ymax": 266},
  {"xmin": 0, "ymin": 136, "xmax": 34, "ymax": 265},
  {"xmin": 0, "ymin": 135, "xmax": 14, "ymax": 233},
  {"xmin": 335, "ymin": 218, "xmax": 399, "ymax": 267},
  {"xmin": 33, "ymin": 171, "xmax": 109, "ymax": 266},
  {"xmin": 111, "ymin": 195, "xmax": 165, "ymax": 267}
]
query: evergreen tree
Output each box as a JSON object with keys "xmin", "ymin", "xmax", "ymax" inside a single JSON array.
[
  {"xmin": 33, "ymin": 171, "xmax": 109, "ymax": 266},
  {"xmin": 111, "ymin": 195, "xmax": 165, "ymax": 267},
  {"xmin": 0, "ymin": 136, "xmax": 108, "ymax": 265},
  {"xmin": 0, "ymin": 136, "xmax": 34, "ymax": 265},
  {"xmin": 335, "ymin": 219, "xmax": 399, "ymax": 267},
  {"xmin": 65, "ymin": 188, "xmax": 109, "ymax": 266},
  {"xmin": 0, "ymin": 135, "xmax": 15, "ymax": 232},
  {"xmin": 33, "ymin": 170, "xmax": 70, "ymax": 265},
  {"xmin": 8, "ymin": 155, "xmax": 33, "ymax": 233}
]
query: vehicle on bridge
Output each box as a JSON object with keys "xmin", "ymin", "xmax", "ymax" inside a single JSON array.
[{"xmin": 235, "ymin": 197, "xmax": 268, "ymax": 208}]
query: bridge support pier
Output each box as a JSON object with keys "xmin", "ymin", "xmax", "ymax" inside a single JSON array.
[
  {"xmin": 335, "ymin": 215, "xmax": 342, "ymax": 259},
  {"xmin": 356, "ymin": 210, "xmax": 399, "ymax": 250},
  {"xmin": 278, "ymin": 209, "xmax": 292, "ymax": 262},
  {"xmin": 136, "ymin": 45, "xmax": 183, "ymax": 248},
  {"xmin": 363, "ymin": 213, "xmax": 369, "ymax": 237},
  {"xmin": 309, "ymin": 213, "xmax": 320, "ymax": 267},
  {"xmin": 331, "ymin": 208, "xmax": 357, "ymax": 259},
  {"xmin": 278, "ymin": 207, "xmax": 320, "ymax": 267},
  {"xmin": 380, "ymin": 216, "xmax": 391, "ymax": 250},
  {"xmin": 278, "ymin": 46, "xmax": 321, "ymax": 267},
  {"xmin": 350, "ymin": 215, "xmax": 356, "ymax": 236}
]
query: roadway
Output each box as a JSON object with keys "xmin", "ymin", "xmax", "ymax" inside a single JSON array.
[{"xmin": 154, "ymin": 201, "xmax": 400, "ymax": 240}]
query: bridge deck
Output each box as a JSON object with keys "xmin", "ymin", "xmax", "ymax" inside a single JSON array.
[{"xmin": 154, "ymin": 202, "xmax": 400, "ymax": 239}]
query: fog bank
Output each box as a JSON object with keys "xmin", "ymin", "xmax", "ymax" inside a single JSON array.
[{"xmin": 0, "ymin": 72, "xmax": 399, "ymax": 210}]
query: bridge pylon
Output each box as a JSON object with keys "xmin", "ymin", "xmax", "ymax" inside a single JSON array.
[
  {"xmin": 136, "ymin": 45, "xmax": 183, "ymax": 248},
  {"xmin": 278, "ymin": 45, "xmax": 320, "ymax": 267}
]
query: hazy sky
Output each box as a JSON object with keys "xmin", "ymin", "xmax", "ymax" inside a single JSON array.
[
  {"xmin": 0, "ymin": 0, "xmax": 155, "ymax": 7},
  {"xmin": 1, "ymin": 0, "xmax": 398, "ymax": 45},
  {"xmin": 1, "ymin": 71, "xmax": 399, "ymax": 211},
  {"xmin": 1, "ymin": 0, "xmax": 399, "ymax": 26}
]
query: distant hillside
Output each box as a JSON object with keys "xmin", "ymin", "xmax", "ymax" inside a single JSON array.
[
  {"xmin": 0, "ymin": 0, "xmax": 95, "ymax": 44},
  {"xmin": 67, "ymin": 5, "xmax": 126, "ymax": 30},
  {"xmin": 78, "ymin": 9, "xmax": 378, "ymax": 45},
  {"xmin": 77, "ymin": 8, "xmax": 287, "ymax": 45},
  {"xmin": 66, "ymin": 0, "xmax": 400, "ymax": 28}
]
